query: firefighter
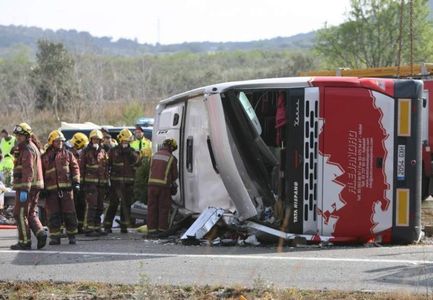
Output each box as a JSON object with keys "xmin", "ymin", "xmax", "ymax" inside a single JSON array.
[
  {"xmin": 69, "ymin": 132, "xmax": 89, "ymax": 233},
  {"xmin": 104, "ymin": 128, "xmax": 138, "ymax": 233},
  {"xmin": 146, "ymin": 138, "xmax": 178, "ymax": 238},
  {"xmin": 80, "ymin": 129, "xmax": 109, "ymax": 236},
  {"xmin": 42, "ymin": 130, "xmax": 80, "ymax": 245},
  {"xmin": 101, "ymin": 128, "xmax": 118, "ymax": 152},
  {"xmin": 130, "ymin": 125, "xmax": 152, "ymax": 156},
  {"xmin": 10, "ymin": 123, "xmax": 47, "ymax": 250}
]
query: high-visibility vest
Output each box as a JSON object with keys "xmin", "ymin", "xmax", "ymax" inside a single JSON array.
[
  {"xmin": 130, "ymin": 138, "xmax": 152, "ymax": 154},
  {"xmin": 0, "ymin": 136, "xmax": 16, "ymax": 157}
]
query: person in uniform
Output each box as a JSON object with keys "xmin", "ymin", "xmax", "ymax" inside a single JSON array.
[
  {"xmin": 41, "ymin": 130, "xmax": 80, "ymax": 245},
  {"xmin": 10, "ymin": 123, "xmax": 47, "ymax": 250}
]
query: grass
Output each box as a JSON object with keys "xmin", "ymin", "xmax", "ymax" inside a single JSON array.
[{"xmin": 0, "ymin": 280, "xmax": 429, "ymax": 300}]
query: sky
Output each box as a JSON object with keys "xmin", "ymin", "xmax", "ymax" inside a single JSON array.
[{"xmin": 0, "ymin": 0, "xmax": 351, "ymax": 45}]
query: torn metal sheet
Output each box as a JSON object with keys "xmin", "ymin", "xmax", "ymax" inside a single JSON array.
[
  {"xmin": 245, "ymin": 221, "xmax": 333, "ymax": 242},
  {"xmin": 181, "ymin": 207, "xmax": 225, "ymax": 241},
  {"xmin": 130, "ymin": 201, "xmax": 147, "ymax": 222}
]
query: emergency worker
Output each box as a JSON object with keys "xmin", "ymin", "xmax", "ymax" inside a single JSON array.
[
  {"xmin": 146, "ymin": 138, "xmax": 178, "ymax": 238},
  {"xmin": 131, "ymin": 125, "xmax": 152, "ymax": 205},
  {"xmin": 11, "ymin": 123, "xmax": 47, "ymax": 250},
  {"xmin": 130, "ymin": 125, "xmax": 152, "ymax": 156},
  {"xmin": 69, "ymin": 132, "xmax": 88, "ymax": 233},
  {"xmin": 104, "ymin": 128, "xmax": 138, "ymax": 233},
  {"xmin": 42, "ymin": 130, "xmax": 80, "ymax": 245},
  {"xmin": 101, "ymin": 128, "xmax": 118, "ymax": 152},
  {"xmin": 80, "ymin": 129, "xmax": 108, "ymax": 236},
  {"xmin": 0, "ymin": 129, "xmax": 16, "ymax": 185}
]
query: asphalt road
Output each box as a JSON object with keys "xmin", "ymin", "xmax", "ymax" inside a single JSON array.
[{"xmin": 1, "ymin": 228, "xmax": 433, "ymax": 294}]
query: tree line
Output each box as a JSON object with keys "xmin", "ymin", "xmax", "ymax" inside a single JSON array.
[{"xmin": 0, "ymin": 0, "xmax": 432, "ymax": 137}]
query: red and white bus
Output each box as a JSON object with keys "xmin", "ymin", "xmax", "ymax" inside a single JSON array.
[{"xmin": 153, "ymin": 77, "xmax": 423, "ymax": 244}]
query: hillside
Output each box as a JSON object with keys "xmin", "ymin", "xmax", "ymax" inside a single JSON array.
[{"xmin": 0, "ymin": 24, "xmax": 315, "ymax": 57}]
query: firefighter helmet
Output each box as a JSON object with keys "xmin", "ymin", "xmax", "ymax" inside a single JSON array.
[
  {"xmin": 89, "ymin": 129, "xmax": 103, "ymax": 140},
  {"xmin": 163, "ymin": 138, "xmax": 177, "ymax": 151},
  {"xmin": 117, "ymin": 128, "xmax": 133, "ymax": 143},
  {"xmin": 47, "ymin": 130, "xmax": 66, "ymax": 145},
  {"xmin": 70, "ymin": 132, "xmax": 89, "ymax": 150},
  {"xmin": 13, "ymin": 122, "xmax": 32, "ymax": 136}
]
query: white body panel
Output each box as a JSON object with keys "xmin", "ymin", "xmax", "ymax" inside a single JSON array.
[{"xmin": 183, "ymin": 96, "xmax": 234, "ymax": 213}]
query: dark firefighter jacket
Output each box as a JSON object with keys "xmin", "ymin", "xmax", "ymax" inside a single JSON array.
[
  {"xmin": 108, "ymin": 145, "xmax": 138, "ymax": 184},
  {"xmin": 13, "ymin": 141, "xmax": 44, "ymax": 191},
  {"xmin": 41, "ymin": 147, "xmax": 80, "ymax": 191},
  {"xmin": 148, "ymin": 147, "xmax": 178, "ymax": 188},
  {"xmin": 79, "ymin": 145, "xmax": 108, "ymax": 186}
]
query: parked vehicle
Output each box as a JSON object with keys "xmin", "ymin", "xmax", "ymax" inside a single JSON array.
[
  {"xmin": 153, "ymin": 77, "xmax": 423, "ymax": 244},
  {"xmin": 59, "ymin": 122, "xmax": 152, "ymax": 141}
]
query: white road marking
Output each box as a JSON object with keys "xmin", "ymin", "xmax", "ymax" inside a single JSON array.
[{"xmin": 0, "ymin": 249, "xmax": 432, "ymax": 265}]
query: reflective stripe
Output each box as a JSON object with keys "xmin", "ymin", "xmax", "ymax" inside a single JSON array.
[
  {"xmin": 113, "ymin": 162, "xmax": 124, "ymax": 166},
  {"xmin": 46, "ymin": 182, "xmax": 72, "ymax": 190},
  {"xmin": 72, "ymin": 175, "xmax": 80, "ymax": 182},
  {"xmin": 86, "ymin": 164, "xmax": 99, "ymax": 169},
  {"xmin": 45, "ymin": 168, "xmax": 56, "ymax": 175},
  {"xmin": 20, "ymin": 207, "xmax": 28, "ymax": 244},
  {"xmin": 31, "ymin": 180, "xmax": 44, "ymax": 188},
  {"xmin": 111, "ymin": 177, "xmax": 134, "ymax": 182},
  {"xmin": 148, "ymin": 156, "xmax": 173, "ymax": 185},
  {"xmin": 15, "ymin": 165, "xmax": 22, "ymax": 170},
  {"xmin": 14, "ymin": 182, "xmax": 31, "ymax": 190},
  {"xmin": 46, "ymin": 184, "xmax": 58, "ymax": 191},
  {"xmin": 83, "ymin": 203, "xmax": 88, "ymax": 228},
  {"xmin": 84, "ymin": 178, "xmax": 99, "ymax": 183},
  {"xmin": 153, "ymin": 154, "xmax": 170, "ymax": 162},
  {"xmin": 66, "ymin": 229, "xmax": 78, "ymax": 235}
]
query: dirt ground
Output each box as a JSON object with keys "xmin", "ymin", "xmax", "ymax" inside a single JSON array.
[{"xmin": 0, "ymin": 280, "xmax": 429, "ymax": 300}]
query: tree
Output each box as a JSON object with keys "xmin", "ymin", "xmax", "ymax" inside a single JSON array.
[
  {"xmin": 314, "ymin": 0, "xmax": 433, "ymax": 69},
  {"xmin": 0, "ymin": 46, "xmax": 35, "ymax": 120},
  {"xmin": 31, "ymin": 40, "xmax": 78, "ymax": 120}
]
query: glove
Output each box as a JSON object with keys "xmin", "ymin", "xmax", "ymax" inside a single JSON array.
[
  {"xmin": 73, "ymin": 182, "xmax": 80, "ymax": 191},
  {"xmin": 170, "ymin": 182, "xmax": 178, "ymax": 196},
  {"xmin": 40, "ymin": 189, "xmax": 47, "ymax": 199},
  {"xmin": 19, "ymin": 191, "xmax": 28, "ymax": 203}
]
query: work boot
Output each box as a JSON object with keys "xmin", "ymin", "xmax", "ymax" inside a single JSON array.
[
  {"xmin": 144, "ymin": 230, "xmax": 159, "ymax": 239},
  {"xmin": 68, "ymin": 235, "xmax": 76, "ymax": 245},
  {"xmin": 98, "ymin": 229, "xmax": 108, "ymax": 236},
  {"xmin": 85, "ymin": 230, "xmax": 101, "ymax": 237},
  {"xmin": 10, "ymin": 242, "xmax": 31, "ymax": 250},
  {"xmin": 37, "ymin": 231, "xmax": 48, "ymax": 249},
  {"xmin": 120, "ymin": 227, "xmax": 128, "ymax": 234},
  {"xmin": 49, "ymin": 237, "xmax": 61, "ymax": 245},
  {"xmin": 77, "ymin": 225, "xmax": 84, "ymax": 234}
]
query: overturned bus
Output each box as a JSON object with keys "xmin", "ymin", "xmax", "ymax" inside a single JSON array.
[{"xmin": 152, "ymin": 77, "xmax": 423, "ymax": 244}]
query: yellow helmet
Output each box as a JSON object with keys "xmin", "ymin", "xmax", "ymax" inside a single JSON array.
[
  {"xmin": 117, "ymin": 128, "xmax": 133, "ymax": 143},
  {"xmin": 47, "ymin": 129, "xmax": 66, "ymax": 145},
  {"xmin": 70, "ymin": 132, "xmax": 89, "ymax": 150},
  {"xmin": 13, "ymin": 122, "xmax": 32, "ymax": 136},
  {"xmin": 89, "ymin": 129, "xmax": 103, "ymax": 140},
  {"xmin": 163, "ymin": 138, "xmax": 177, "ymax": 151}
]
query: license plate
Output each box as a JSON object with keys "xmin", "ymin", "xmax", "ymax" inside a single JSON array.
[{"xmin": 397, "ymin": 145, "xmax": 406, "ymax": 180}]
